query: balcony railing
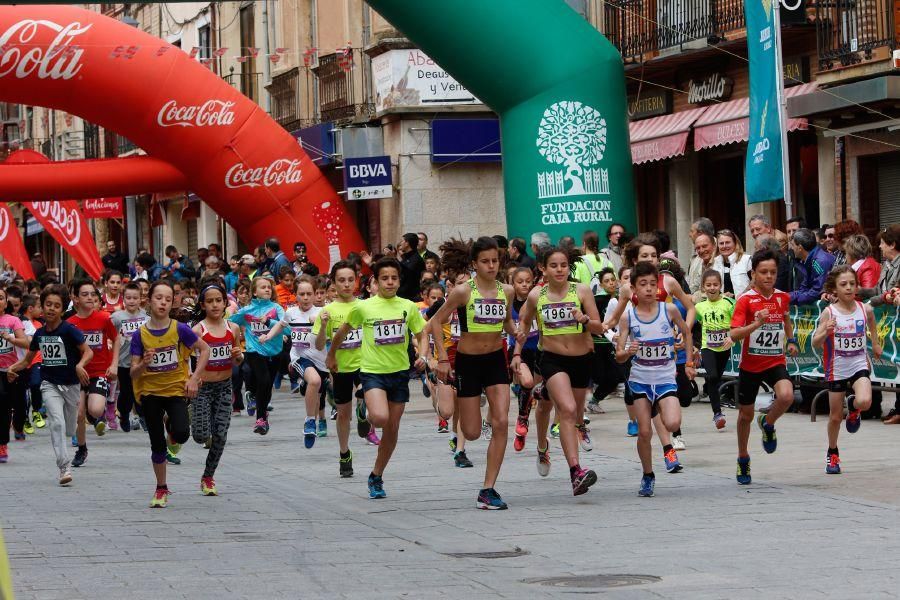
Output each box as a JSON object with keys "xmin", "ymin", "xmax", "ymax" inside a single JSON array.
[
  {"xmin": 313, "ymin": 50, "xmax": 375, "ymax": 123},
  {"xmin": 267, "ymin": 67, "xmax": 304, "ymax": 132},
  {"xmin": 603, "ymin": 0, "xmax": 746, "ymax": 62},
  {"xmin": 224, "ymin": 72, "xmax": 263, "ymax": 104},
  {"xmin": 813, "ymin": 0, "xmax": 896, "ymax": 70}
]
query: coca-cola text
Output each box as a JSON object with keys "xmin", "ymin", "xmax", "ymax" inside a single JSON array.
[
  {"xmin": 157, "ymin": 99, "xmax": 236, "ymax": 128},
  {"xmin": 225, "ymin": 159, "xmax": 303, "ymax": 189},
  {"xmin": 0, "ymin": 20, "xmax": 91, "ymax": 80}
]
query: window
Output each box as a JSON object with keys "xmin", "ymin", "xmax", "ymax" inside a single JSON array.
[
  {"xmin": 198, "ymin": 24, "xmax": 211, "ymax": 60},
  {"xmin": 239, "ymin": 6, "xmax": 258, "ymax": 102},
  {"xmin": 268, "ymin": 68, "xmax": 301, "ymax": 131}
]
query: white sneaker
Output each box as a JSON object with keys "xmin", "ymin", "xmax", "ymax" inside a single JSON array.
[
  {"xmin": 59, "ymin": 467, "xmax": 73, "ymax": 486},
  {"xmin": 536, "ymin": 448, "xmax": 551, "ymax": 477},
  {"xmin": 481, "ymin": 419, "xmax": 492, "ymax": 441},
  {"xmin": 577, "ymin": 424, "xmax": 593, "ymax": 452},
  {"xmin": 672, "ymin": 435, "xmax": 686, "ymax": 451}
]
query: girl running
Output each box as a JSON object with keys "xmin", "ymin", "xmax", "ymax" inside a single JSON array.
[
  {"xmin": 192, "ymin": 281, "xmax": 243, "ymax": 495},
  {"xmin": 508, "ymin": 267, "xmax": 547, "ymax": 455},
  {"xmin": 0, "ymin": 287, "xmax": 28, "ymax": 460},
  {"xmin": 432, "ymin": 237, "xmax": 516, "ymax": 510},
  {"xmin": 695, "ymin": 270, "xmax": 735, "ymax": 430},
  {"xmin": 131, "ymin": 280, "xmax": 209, "ymax": 508},
  {"xmin": 812, "ymin": 265, "xmax": 881, "ymax": 475},
  {"xmin": 231, "ymin": 279, "xmax": 252, "ymax": 415},
  {"xmin": 109, "ymin": 283, "xmax": 149, "ymax": 432},
  {"xmin": 514, "ymin": 247, "xmax": 605, "ymax": 497},
  {"xmin": 100, "ymin": 270, "xmax": 125, "ymax": 314}
]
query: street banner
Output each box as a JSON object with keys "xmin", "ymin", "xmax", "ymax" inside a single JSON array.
[
  {"xmin": 744, "ymin": 0, "xmax": 787, "ymax": 204},
  {"xmin": 82, "ymin": 197, "xmax": 124, "ymax": 219},
  {"xmin": 21, "ymin": 200, "xmax": 104, "ymax": 280},
  {"xmin": 0, "ymin": 203, "xmax": 35, "ymax": 280}
]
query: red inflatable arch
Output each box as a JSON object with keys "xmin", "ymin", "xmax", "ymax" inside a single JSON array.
[{"xmin": 0, "ymin": 5, "xmax": 364, "ymax": 269}]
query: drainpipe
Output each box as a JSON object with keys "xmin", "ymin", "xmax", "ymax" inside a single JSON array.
[{"xmin": 262, "ymin": 0, "xmax": 271, "ymax": 112}]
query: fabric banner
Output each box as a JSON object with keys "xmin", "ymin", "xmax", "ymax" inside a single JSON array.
[
  {"xmin": 744, "ymin": 0, "xmax": 785, "ymax": 204},
  {"xmin": 721, "ymin": 302, "xmax": 900, "ymax": 385},
  {"xmin": 82, "ymin": 197, "xmax": 124, "ymax": 219},
  {"xmin": 0, "ymin": 203, "xmax": 35, "ymax": 280},
  {"xmin": 21, "ymin": 200, "xmax": 104, "ymax": 280}
]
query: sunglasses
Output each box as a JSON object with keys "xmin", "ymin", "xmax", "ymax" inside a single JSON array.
[{"xmin": 825, "ymin": 234, "xmax": 835, "ymax": 238}]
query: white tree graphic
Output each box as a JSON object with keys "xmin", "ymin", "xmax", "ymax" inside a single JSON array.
[{"xmin": 536, "ymin": 101, "xmax": 607, "ymax": 196}]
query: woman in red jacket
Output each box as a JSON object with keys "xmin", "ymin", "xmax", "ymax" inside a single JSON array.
[{"xmin": 844, "ymin": 234, "xmax": 881, "ymax": 290}]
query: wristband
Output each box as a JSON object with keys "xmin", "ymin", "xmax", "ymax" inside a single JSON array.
[
  {"xmin": 438, "ymin": 360, "xmax": 450, "ymax": 364},
  {"xmin": 513, "ymin": 352, "xmax": 521, "ymax": 357},
  {"xmin": 787, "ymin": 337, "xmax": 798, "ymax": 344}
]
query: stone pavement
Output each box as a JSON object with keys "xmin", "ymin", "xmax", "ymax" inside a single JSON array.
[{"xmin": 3, "ymin": 384, "xmax": 900, "ymax": 599}]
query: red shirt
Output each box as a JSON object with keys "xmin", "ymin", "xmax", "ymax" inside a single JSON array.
[
  {"xmin": 101, "ymin": 293, "xmax": 124, "ymax": 314},
  {"xmin": 67, "ymin": 310, "xmax": 118, "ymax": 378},
  {"xmin": 730, "ymin": 288, "xmax": 790, "ymax": 373}
]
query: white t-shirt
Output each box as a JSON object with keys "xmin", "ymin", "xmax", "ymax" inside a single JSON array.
[
  {"xmin": 283, "ymin": 305, "xmax": 327, "ymax": 371},
  {"xmin": 17, "ymin": 319, "xmax": 36, "ymax": 361}
]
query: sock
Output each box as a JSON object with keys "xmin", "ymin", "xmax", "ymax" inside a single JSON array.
[
  {"xmin": 848, "ymin": 397, "xmax": 857, "ymax": 411},
  {"xmin": 673, "ymin": 429, "xmax": 682, "ymax": 437},
  {"xmin": 828, "ymin": 447, "xmax": 839, "ymax": 456},
  {"xmin": 340, "ymin": 450, "xmax": 351, "ymax": 459},
  {"xmin": 644, "ymin": 471, "xmax": 655, "ymax": 479},
  {"xmin": 156, "ymin": 484, "xmax": 168, "ymax": 490},
  {"xmin": 663, "ymin": 444, "xmax": 673, "ymax": 454},
  {"xmin": 78, "ymin": 444, "xmax": 87, "ymax": 452},
  {"xmin": 569, "ymin": 464, "xmax": 581, "ymax": 478},
  {"xmin": 537, "ymin": 444, "xmax": 548, "ymax": 453}
]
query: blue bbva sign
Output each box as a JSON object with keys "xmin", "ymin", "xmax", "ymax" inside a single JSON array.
[{"xmin": 343, "ymin": 156, "xmax": 393, "ymax": 200}]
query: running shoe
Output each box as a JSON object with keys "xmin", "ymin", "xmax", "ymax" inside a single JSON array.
[
  {"xmin": 166, "ymin": 450, "xmax": 181, "ymax": 465},
  {"xmin": 586, "ymin": 400, "xmax": 605, "ymax": 415},
  {"xmin": 421, "ymin": 374, "xmax": 431, "ymax": 398},
  {"xmin": 330, "ymin": 407, "xmax": 337, "ymax": 421},
  {"xmin": 303, "ymin": 418, "xmax": 317, "ymax": 448},
  {"xmin": 513, "ymin": 433, "xmax": 526, "ymax": 452},
  {"xmin": 825, "ymin": 452, "xmax": 841, "ymax": 475},
  {"xmin": 550, "ymin": 423, "xmax": 560, "ymax": 439},
  {"xmin": 356, "ymin": 403, "xmax": 370, "ymax": 438},
  {"xmin": 448, "ymin": 436, "xmax": 457, "ymax": 454},
  {"xmin": 476, "ymin": 488, "xmax": 507, "ymax": 510},
  {"xmin": 94, "ymin": 420, "xmax": 107, "ymax": 437},
  {"xmin": 254, "ymin": 418, "xmax": 267, "ymax": 436},
  {"xmin": 454, "ymin": 450, "xmax": 473, "ymax": 468},
  {"xmin": 571, "ymin": 467, "xmax": 597, "ymax": 496},
  {"xmin": 576, "ymin": 424, "xmax": 593, "ymax": 452},
  {"xmin": 131, "ymin": 415, "xmax": 142, "ymax": 431},
  {"xmin": 203, "ymin": 437, "xmax": 212, "ymax": 450},
  {"xmin": 72, "ymin": 447, "xmax": 87, "ymax": 467},
  {"xmin": 273, "ymin": 374, "xmax": 283, "ymax": 390},
  {"xmin": 757, "ymin": 414, "xmax": 777, "ymax": 454},
  {"xmin": 366, "ymin": 430, "xmax": 381, "ymax": 446},
  {"xmin": 736, "ymin": 456, "xmax": 751, "ymax": 485},
  {"xmin": 13, "ymin": 430, "xmax": 25, "ymax": 441},
  {"xmin": 244, "ymin": 391, "xmax": 256, "ymax": 417},
  {"xmin": 201, "ymin": 476, "xmax": 217, "ymax": 496},
  {"xmin": 714, "ymin": 412, "xmax": 727, "ymax": 430},
  {"xmin": 536, "ymin": 447, "xmax": 551, "ymax": 477},
  {"xmin": 481, "ymin": 419, "xmax": 492, "ymax": 441},
  {"xmin": 138, "ymin": 416, "xmax": 148, "ymax": 431},
  {"xmin": 58, "ymin": 467, "xmax": 72, "ymax": 486},
  {"xmin": 339, "ymin": 451, "xmax": 353, "ymax": 478},
  {"xmin": 664, "ymin": 448, "xmax": 682, "ymax": 473},
  {"xmin": 23, "ymin": 422, "xmax": 34, "ymax": 435},
  {"xmin": 626, "ymin": 420, "xmax": 638, "ymax": 437},
  {"xmin": 32, "ymin": 411, "xmax": 46, "ymax": 429},
  {"xmin": 0, "ymin": 445, "xmax": 7, "ymax": 463},
  {"xmin": 515, "ymin": 415, "xmax": 529, "ymax": 437},
  {"xmin": 150, "ymin": 488, "xmax": 170, "ymax": 508},
  {"xmin": 638, "ymin": 474, "xmax": 655, "ymax": 497},
  {"xmin": 846, "ymin": 410, "xmax": 862, "ymax": 434},
  {"xmin": 168, "ymin": 441, "xmax": 182, "ymax": 456},
  {"xmin": 105, "ymin": 403, "xmax": 118, "ymax": 429},
  {"xmin": 119, "ymin": 416, "xmax": 132, "ymax": 433},
  {"xmin": 71, "ymin": 435, "xmax": 78, "ymax": 447},
  {"xmin": 317, "ymin": 418, "xmax": 328, "ymax": 438},
  {"xmin": 367, "ymin": 474, "xmax": 386, "ymax": 499},
  {"xmin": 437, "ymin": 419, "xmax": 449, "ymax": 433},
  {"xmin": 672, "ymin": 435, "xmax": 685, "ymax": 451},
  {"xmin": 533, "ymin": 383, "xmax": 545, "ymax": 402}
]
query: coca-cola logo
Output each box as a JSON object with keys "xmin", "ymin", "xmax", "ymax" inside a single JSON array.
[
  {"xmin": 0, "ymin": 207, "xmax": 9, "ymax": 241},
  {"xmin": 224, "ymin": 159, "xmax": 303, "ymax": 189},
  {"xmin": 32, "ymin": 202, "xmax": 81, "ymax": 245},
  {"xmin": 157, "ymin": 100, "xmax": 236, "ymax": 128},
  {"xmin": 0, "ymin": 20, "xmax": 91, "ymax": 80}
]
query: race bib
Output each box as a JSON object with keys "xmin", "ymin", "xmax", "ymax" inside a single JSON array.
[
  {"xmin": 208, "ymin": 341, "xmax": 233, "ymax": 366},
  {"xmin": 834, "ymin": 332, "xmax": 865, "ymax": 356},
  {"xmin": 541, "ymin": 302, "xmax": 577, "ymax": 329},
  {"xmin": 748, "ymin": 323, "xmax": 784, "ymax": 356},
  {"xmin": 707, "ymin": 328, "xmax": 729, "ymax": 349},
  {"xmin": 119, "ymin": 318, "xmax": 146, "ymax": 340},
  {"xmin": 635, "ymin": 339, "xmax": 671, "ymax": 366},
  {"xmin": 40, "ymin": 336, "xmax": 66, "ymax": 366},
  {"xmin": 83, "ymin": 330, "xmax": 104, "ymax": 350},
  {"xmin": 249, "ymin": 319, "xmax": 271, "ymax": 335},
  {"xmin": 0, "ymin": 329, "xmax": 12, "ymax": 355},
  {"xmin": 147, "ymin": 344, "xmax": 179, "ymax": 372},
  {"xmin": 473, "ymin": 298, "xmax": 506, "ymax": 325},
  {"xmin": 291, "ymin": 325, "xmax": 312, "ymax": 350},
  {"xmin": 449, "ymin": 318, "xmax": 461, "ymax": 341},
  {"xmin": 340, "ymin": 327, "xmax": 362, "ymax": 350},
  {"xmin": 373, "ymin": 319, "xmax": 406, "ymax": 346}
]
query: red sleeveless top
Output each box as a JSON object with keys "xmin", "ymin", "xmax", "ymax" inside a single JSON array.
[{"xmin": 199, "ymin": 322, "xmax": 235, "ymax": 372}]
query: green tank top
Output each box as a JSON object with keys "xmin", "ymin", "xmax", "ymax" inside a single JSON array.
[
  {"xmin": 536, "ymin": 283, "xmax": 583, "ymax": 336},
  {"xmin": 458, "ymin": 279, "xmax": 507, "ymax": 334}
]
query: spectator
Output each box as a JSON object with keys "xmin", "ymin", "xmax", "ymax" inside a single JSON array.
[
  {"xmin": 689, "ymin": 217, "xmax": 715, "ymax": 243},
  {"xmin": 843, "ymin": 234, "xmax": 881, "ymax": 289},
  {"xmin": 530, "ymin": 231, "xmax": 551, "ymax": 262},
  {"xmin": 573, "ymin": 230, "xmax": 615, "ymax": 294},
  {"xmin": 755, "ymin": 234, "xmax": 792, "ymax": 292},
  {"xmin": 163, "ymin": 245, "xmax": 197, "ymax": 281},
  {"xmin": 135, "ymin": 252, "xmax": 164, "ymax": 281},
  {"xmin": 202, "ymin": 256, "xmax": 223, "ymax": 281},
  {"xmin": 508, "ymin": 237, "xmax": 536, "ymax": 269},
  {"xmin": 492, "ymin": 235, "xmax": 510, "ymax": 271},
  {"xmin": 832, "ymin": 219, "xmax": 864, "ymax": 266},
  {"xmin": 599, "ymin": 222, "xmax": 625, "ymax": 272},
  {"xmin": 713, "ymin": 229, "xmax": 752, "ymax": 298},
  {"xmin": 789, "ymin": 228, "xmax": 835, "ymax": 305},
  {"xmin": 859, "ymin": 224, "xmax": 900, "ymax": 307},
  {"xmin": 292, "ymin": 242, "xmax": 308, "ymax": 275},
  {"xmin": 748, "ymin": 214, "xmax": 774, "ymax": 240},
  {"xmin": 785, "ymin": 216, "xmax": 807, "ymax": 240},
  {"xmin": 254, "ymin": 245, "xmax": 270, "ymax": 276},
  {"xmin": 654, "ymin": 229, "xmax": 679, "ymax": 263},
  {"xmin": 197, "ymin": 247, "xmax": 210, "ymax": 274},
  {"xmin": 822, "ymin": 224, "xmax": 837, "ymax": 254},
  {"xmin": 417, "ymin": 232, "xmax": 440, "ymax": 264},
  {"xmin": 397, "ymin": 232, "xmax": 426, "ymax": 301},
  {"xmin": 239, "ymin": 254, "xmax": 257, "ymax": 280},
  {"xmin": 30, "ymin": 252, "xmax": 47, "ymax": 279},
  {"xmin": 0, "ymin": 264, "xmax": 15, "ymax": 284},
  {"xmin": 102, "ymin": 240, "xmax": 130, "ymax": 274},
  {"xmin": 225, "ymin": 255, "xmax": 241, "ymax": 292},
  {"xmin": 558, "ymin": 235, "xmax": 576, "ymax": 250},
  {"xmin": 688, "ymin": 233, "xmax": 717, "ymax": 300},
  {"xmin": 264, "ymin": 238, "xmax": 291, "ymax": 277}
]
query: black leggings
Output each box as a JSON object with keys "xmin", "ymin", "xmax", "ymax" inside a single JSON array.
[
  {"xmin": 29, "ymin": 366, "xmax": 42, "ymax": 412},
  {"xmin": 701, "ymin": 348, "xmax": 729, "ymax": 416},
  {"xmin": 591, "ymin": 342, "xmax": 623, "ymax": 401},
  {"xmin": 117, "ymin": 367, "xmax": 138, "ymax": 420},
  {"xmin": 232, "ymin": 362, "xmax": 250, "ymax": 410},
  {"xmin": 141, "ymin": 394, "xmax": 190, "ymax": 463},
  {"xmin": 245, "ymin": 352, "xmax": 279, "ymax": 420}
]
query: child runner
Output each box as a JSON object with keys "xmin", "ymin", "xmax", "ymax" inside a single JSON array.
[
  {"xmin": 729, "ymin": 248, "xmax": 799, "ymax": 485},
  {"xmin": 109, "ymin": 283, "xmax": 149, "ymax": 432},
  {"xmin": 131, "ymin": 280, "xmax": 209, "ymax": 507},
  {"xmin": 615, "ymin": 261, "xmax": 695, "ymax": 497},
  {"xmin": 327, "ymin": 257, "xmax": 427, "ymax": 500},
  {"xmin": 100, "ymin": 270, "xmax": 125, "ymax": 314},
  {"xmin": 67, "ymin": 279, "xmax": 118, "ymax": 467},
  {"xmin": 232, "ymin": 279, "xmax": 252, "ymax": 414},
  {"xmin": 17, "ymin": 295, "xmax": 43, "ymax": 433},
  {"xmin": 432, "ymin": 237, "xmax": 516, "ymax": 510},
  {"xmin": 229, "ymin": 277, "xmax": 287, "ymax": 434},
  {"xmin": 508, "ymin": 267, "xmax": 547, "ymax": 455},
  {"xmin": 812, "ymin": 265, "xmax": 881, "ymax": 475},
  {"xmin": 274, "ymin": 266, "xmax": 299, "ymax": 393},
  {"xmin": 7, "ymin": 285, "xmax": 92, "ymax": 484},
  {"xmin": 695, "ymin": 270, "xmax": 735, "ymax": 430},
  {"xmin": 0, "ymin": 288, "xmax": 28, "ymax": 457},
  {"xmin": 586, "ymin": 267, "xmax": 620, "ymax": 415},
  {"xmin": 192, "ymin": 281, "xmax": 243, "ymax": 495},
  {"xmin": 515, "ymin": 247, "xmax": 604, "ymax": 497}
]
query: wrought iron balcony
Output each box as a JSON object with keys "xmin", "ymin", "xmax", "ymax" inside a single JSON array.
[
  {"xmin": 313, "ymin": 50, "xmax": 375, "ymax": 124},
  {"xmin": 603, "ymin": 0, "xmax": 746, "ymax": 62},
  {"xmin": 224, "ymin": 71, "xmax": 264, "ymax": 104},
  {"xmin": 813, "ymin": 0, "xmax": 896, "ymax": 70}
]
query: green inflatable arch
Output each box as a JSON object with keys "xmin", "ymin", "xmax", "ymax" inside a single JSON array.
[{"xmin": 367, "ymin": 0, "xmax": 637, "ymax": 243}]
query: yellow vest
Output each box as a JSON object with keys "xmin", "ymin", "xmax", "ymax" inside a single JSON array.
[{"xmin": 135, "ymin": 320, "xmax": 192, "ymax": 401}]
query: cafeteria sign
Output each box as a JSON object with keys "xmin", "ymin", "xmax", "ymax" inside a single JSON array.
[
  {"xmin": 343, "ymin": 156, "xmax": 392, "ymax": 200},
  {"xmin": 82, "ymin": 197, "xmax": 124, "ymax": 219}
]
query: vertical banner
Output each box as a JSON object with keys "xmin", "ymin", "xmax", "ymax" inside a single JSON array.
[
  {"xmin": 745, "ymin": 0, "xmax": 786, "ymax": 204},
  {"xmin": 21, "ymin": 201, "xmax": 104, "ymax": 280},
  {"xmin": 0, "ymin": 204, "xmax": 35, "ymax": 280}
]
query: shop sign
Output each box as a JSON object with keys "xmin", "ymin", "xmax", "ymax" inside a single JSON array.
[
  {"xmin": 687, "ymin": 73, "xmax": 733, "ymax": 104},
  {"xmin": 782, "ymin": 55, "xmax": 807, "ymax": 87},
  {"xmin": 628, "ymin": 89, "xmax": 671, "ymax": 120},
  {"xmin": 344, "ymin": 156, "xmax": 392, "ymax": 200},
  {"xmin": 371, "ymin": 49, "xmax": 480, "ymax": 112},
  {"xmin": 82, "ymin": 197, "xmax": 124, "ymax": 218}
]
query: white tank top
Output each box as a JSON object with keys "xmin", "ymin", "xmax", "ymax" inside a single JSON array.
[
  {"xmin": 824, "ymin": 301, "xmax": 869, "ymax": 381},
  {"xmin": 627, "ymin": 302, "xmax": 676, "ymax": 385}
]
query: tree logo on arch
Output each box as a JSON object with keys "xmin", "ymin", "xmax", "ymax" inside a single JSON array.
[{"xmin": 535, "ymin": 100, "xmax": 609, "ymax": 199}]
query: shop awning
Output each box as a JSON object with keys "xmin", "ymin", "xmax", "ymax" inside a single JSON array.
[
  {"xmin": 693, "ymin": 82, "xmax": 818, "ymax": 151},
  {"xmin": 629, "ymin": 106, "xmax": 708, "ymax": 164}
]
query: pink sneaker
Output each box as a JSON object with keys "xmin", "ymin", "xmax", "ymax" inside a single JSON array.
[
  {"xmin": 105, "ymin": 403, "xmax": 118, "ymax": 430},
  {"xmin": 366, "ymin": 430, "xmax": 380, "ymax": 446}
]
